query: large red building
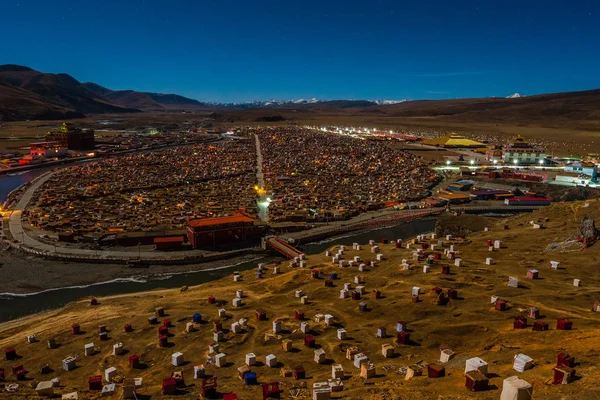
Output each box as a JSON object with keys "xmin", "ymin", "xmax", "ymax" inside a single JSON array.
[
  {"xmin": 46, "ymin": 123, "xmax": 95, "ymax": 151},
  {"xmin": 187, "ymin": 213, "xmax": 261, "ymax": 248}
]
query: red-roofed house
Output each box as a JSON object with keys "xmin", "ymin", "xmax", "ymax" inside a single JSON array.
[
  {"xmin": 154, "ymin": 236, "xmax": 185, "ymax": 251},
  {"xmin": 187, "ymin": 212, "xmax": 261, "ymax": 248}
]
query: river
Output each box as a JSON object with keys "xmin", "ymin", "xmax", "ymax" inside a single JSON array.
[{"xmin": 0, "ymin": 168, "xmax": 54, "ymax": 203}]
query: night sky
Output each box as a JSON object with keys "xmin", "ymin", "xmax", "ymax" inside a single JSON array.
[{"xmin": 1, "ymin": 0, "xmax": 598, "ymax": 102}]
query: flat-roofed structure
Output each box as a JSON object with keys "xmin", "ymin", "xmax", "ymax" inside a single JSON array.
[
  {"xmin": 469, "ymin": 190, "xmax": 513, "ymax": 200},
  {"xmin": 187, "ymin": 212, "xmax": 261, "ymax": 248},
  {"xmin": 505, "ymin": 197, "xmax": 551, "ymax": 206},
  {"xmin": 437, "ymin": 191, "xmax": 471, "ymax": 204},
  {"xmin": 562, "ymin": 161, "xmax": 598, "ymax": 182},
  {"xmin": 154, "ymin": 236, "xmax": 185, "ymax": 251}
]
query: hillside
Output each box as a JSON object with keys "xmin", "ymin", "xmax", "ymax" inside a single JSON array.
[
  {"xmin": 0, "ymin": 65, "xmax": 140, "ymax": 121},
  {"xmin": 0, "ymin": 82, "xmax": 85, "ymax": 121},
  {"xmin": 377, "ymin": 89, "xmax": 600, "ymax": 128},
  {"xmin": 1, "ymin": 202, "xmax": 599, "ymax": 398},
  {"xmin": 0, "ymin": 65, "xmax": 207, "ymax": 121},
  {"xmin": 82, "ymin": 82, "xmax": 208, "ymax": 111},
  {"xmin": 213, "ymin": 89, "xmax": 600, "ymax": 131}
]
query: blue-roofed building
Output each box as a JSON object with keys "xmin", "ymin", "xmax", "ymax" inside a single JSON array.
[
  {"xmin": 564, "ymin": 162, "xmax": 598, "ymax": 182},
  {"xmin": 244, "ymin": 372, "xmax": 258, "ymax": 385},
  {"xmin": 448, "ymin": 180, "xmax": 475, "ymax": 191}
]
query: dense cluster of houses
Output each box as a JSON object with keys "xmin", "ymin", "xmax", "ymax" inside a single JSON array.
[
  {"xmin": 256, "ymin": 127, "xmax": 438, "ymax": 222},
  {"xmin": 24, "ymin": 140, "xmax": 258, "ymax": 235}
]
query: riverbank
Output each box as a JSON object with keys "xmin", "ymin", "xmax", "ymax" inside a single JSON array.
[
  {"xmin": 0, "ymin": 218, "xmax": 438, "ymax": 296},
  {"xmin": 0, "ymin": 249, "xmax": 262, "ymax": 295}
]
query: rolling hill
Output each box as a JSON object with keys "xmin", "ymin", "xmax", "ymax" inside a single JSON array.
[
  {"xmin": 0, "ymin": 65, "xmax": 208, "ymax": 121},
  {"xmin": 0, "ymin": 65, "xmax": 140, "ymax": 121},
  {"xmin": 375, "ymin": 89, "xmax": 600, "ymax": 129},
  {"xmin": 81, "ymin": 82, "xmax": 209, "ymax": 111}
]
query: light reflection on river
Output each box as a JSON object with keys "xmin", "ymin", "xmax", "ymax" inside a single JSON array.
[{"xmin": 0, "ymin": 168, "xmax": 53, "ymax": 203}]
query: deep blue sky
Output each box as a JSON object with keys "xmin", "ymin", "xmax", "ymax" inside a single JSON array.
[{"xmin": 1, "ymin": 0, "xmax": 598, "ymax": 102}]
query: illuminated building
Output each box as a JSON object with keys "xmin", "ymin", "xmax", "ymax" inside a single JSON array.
[
  {"xmin": 46, "ymin": 123, "xmax": 95, "ymax": 151},
  {"xmin": 29, "ymin": 141, "xmax": 68, "ymax": 158},
  {"xmin": 502, "ymin": 135, "xmax": 546, "ymax": 165}
]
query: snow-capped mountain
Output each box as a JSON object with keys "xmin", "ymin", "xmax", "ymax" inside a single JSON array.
[
  {"xmin": 204, "ymin": 98, "xmax": 409, "ymax": 108},
  {"xmin": 206, "ymin": 98, "xmax": 322, "ymax": 108},
  {"xmin": 292, "ymin": 98, "xmax": 320, "ymax": 104},
  {"xmin": 263, "ymin": 98, "xmax": 320, "ymax": 105},
  {"xmin": 372, "ymin": 99, "xmax": 408, "ymax": 105},
  {"xmin": 506, "ymin": 93, "xmax": 523, "ymax": 99}
]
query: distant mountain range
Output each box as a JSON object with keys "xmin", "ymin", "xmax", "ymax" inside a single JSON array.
[
  {"xmin": 204, "ymin": 98, "xmax": 408, "ymax": 108},
  {"xmin": 0, "ymin": 65, "xmax": 138, "ymax": 120},
  {"xmin": 0, "ymin": 65, "xmax": 412, "ymax": 120},
  {"xmin": 1, "ymin": 65, "xmax": 599, "ymax": 129},
  {"xmin": 81, "ymin": 82, "xmax": 208, "ymax": 111},
  {"xmin": 0, "ymin": 65, "xmax": 211, "ymax": 121}
]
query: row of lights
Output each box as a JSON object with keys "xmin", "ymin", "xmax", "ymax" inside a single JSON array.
[
  {"xmin": 315, "ymin": 125, "xmax": 397, "ymax": 136},
  {"xmin": 446, "ymin": 159, "xmax": 545, "ymax": 166}
]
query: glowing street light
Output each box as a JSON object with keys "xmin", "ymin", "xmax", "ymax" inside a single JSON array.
[
  {"xmin": 513, "ymin": 159, "xmax": 519, "ymax": 165},
  {"xmin": 446, "ymin": 160, "xmax": 451, "ymax": 165},
  {"xmin": 539, "ymin": 159, "xmax": 545, "ymax": 165},
  {"xmin": 492, "ymin": 159, "xmax": 498, "ymax": 164},
  {"xmin": 470, "ymin": 160, "xmax": 475, "ymax": 165}
]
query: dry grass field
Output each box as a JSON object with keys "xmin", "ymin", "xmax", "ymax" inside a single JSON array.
[
  {"xmin": 1, "ymin": 200, "xmax": 600, "ymax": 399},
  {"xmin": 2, "ymin": 111, "xmax": 598, "ymax": 157},
  {"xmin": 250, "ymin": 114, "xmax": 598, "ymax": 156}
]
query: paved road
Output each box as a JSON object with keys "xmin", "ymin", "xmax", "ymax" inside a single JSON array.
[
  {"xmin": 254, "ymin": 134, "xmax": 269, "ymax": 222},
  {"xmin": 451, "ymin": 205, "xmax": 542, "ymax": 212},
  {"xmin": 254, "ymin": 134, "xmax": 265, "ymax": 189},
  {"xmin": 7, "ymin": 172, "xmax": 214, "ymax": 259}
]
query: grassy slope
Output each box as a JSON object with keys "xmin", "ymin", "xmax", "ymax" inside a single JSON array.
[{"xmin": 1, "ymin": 200, "xmax": 600, "ymax": 398}]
